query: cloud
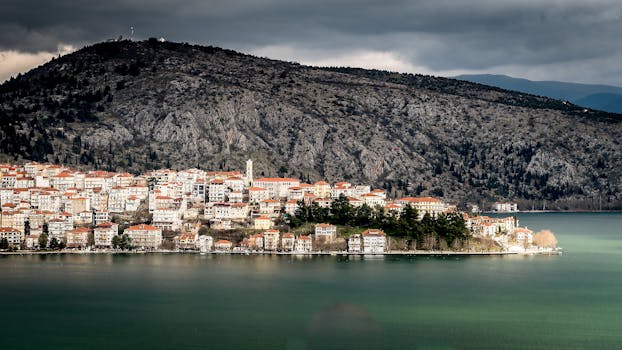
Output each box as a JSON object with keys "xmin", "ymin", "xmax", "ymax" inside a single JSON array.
[
  {"xmin": 1, "ymin": 0, "xmax": 622, "ymax": 85},
  {"xmin": 0, "ymin": 45, "xmax": 75, "ymax": 82}
]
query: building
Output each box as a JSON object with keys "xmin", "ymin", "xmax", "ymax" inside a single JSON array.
[
  {"xmin": 314, "ymin": 223, "xmax": 337, "ymax": 242},
  {"xmin": 198, "ymin": 235, "xmax": 213, "ymax": 252},
  {"xmin": 397, "ymin": 197, "xmax": 446, "ymax": 219},
  {"xmin": 125, "ymin": 224, "xmax": 162, "ymax": 249},
  {"xmin": 362, "ymin": 229, "xmax": 386, "ymax": 254},
  {"xmin": 94, "ymin": 222, "xmax": 118, "ymax": 248},
  {"xmin": 281, "ymin": 233, "xmax": 295, "ymax": 251},
  {"xmin": 253, "ymin": 178, "xmax": 300, "ymax": 199},
  {"xmin": 494, "ymin": 202, "xmax": 519, "ymax": 213},
  {"xmin": 254, "ymin": 216, "xmax": 273, "ymax": 230},
  {"xmin": 175, "ymin": 233, "xmax": 199, "ymax": 250},
  {"xmin": 294, "ymin": 235, "xmax": 312, "ymax": 253},
  {"xmin": 0, "ymin": 227, "xmax": 22, "ymax": 247},
  {"xmin": 348, "ymin": 234, "xmax": 362, "ymax": 253},
  {"xmin": 65, "ymin": 227, "xmax": 90, "ymax": 248},
  {"xmin": 214, "ymin": 239, "xmax": 233, "ymax": 252},
  {"xmin": 263, "ymin": 229, "xmax": 280, "ymax": 251}
]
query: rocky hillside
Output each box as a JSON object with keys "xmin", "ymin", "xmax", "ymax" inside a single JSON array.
[{"xmin": 1, "ymin": 39, "xmax": 621, "ymax": 209}]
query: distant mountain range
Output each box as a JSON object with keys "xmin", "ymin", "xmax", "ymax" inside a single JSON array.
[
  {"xmin": 455, "ymin": 74, "xmax": 622, "ymax": 114},
  {"xmin": 0, "ymin": 40, "xmax": 621, "ymax": 209}
]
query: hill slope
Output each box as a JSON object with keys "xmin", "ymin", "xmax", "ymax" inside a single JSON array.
[
  {"xmin": 455, "ymin": 74, "xmax": 622, "ymax": 114},
  {"xmin": 1, "ymin": 40, "xmax": 621, "ymax": 209}
]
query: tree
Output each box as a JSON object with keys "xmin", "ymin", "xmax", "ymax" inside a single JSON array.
[
  {"xmin": 533, "ymin": 230, "xmax": 558, "ymax": 248},
  {"xmin": 24, "ymin": 220, "xmax": 31, "ymax": 236},
  {"xmin": 38, "ymin": 233, "xmax": 49, "ymax": 249},
  {"xmin": 49, "ymin": 237, "xmax": 59, "ymax": 249},
  {"xmin": 0, "ymin": 238, "xmax": 9, "ymax": 250}
]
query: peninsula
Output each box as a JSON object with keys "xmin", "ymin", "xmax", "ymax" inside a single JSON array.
[{"xmin": 0, "ymin": 161, "xmax": 558, "ymax": 255}]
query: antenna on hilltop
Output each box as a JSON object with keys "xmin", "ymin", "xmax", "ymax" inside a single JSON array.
[{"xmin": 130, "ymin": 26, "xmax": 135, "ymax": 40}]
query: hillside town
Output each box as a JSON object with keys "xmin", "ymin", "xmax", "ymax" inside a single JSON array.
[{"xmin": 0, "ymin": 160, "xmax": 552, "ymax": 254}]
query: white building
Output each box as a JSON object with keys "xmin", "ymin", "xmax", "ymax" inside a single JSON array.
[
  {"xmin": 494, "ymin": 202, "xmax": 519, "ymax": 213},
  {"xmin": 125, "ymin": 224, "xmax": 162, "ymax": 249},
  {"xmin": 253, "ymin": 178, "xmax": 300, "ymax": 199},
  {"xmin": 94, "ymin": 222, "xmax": 118, "ymax": 248},
  {"xmin": 314, "ymin": 223, "xmax": 337, "ymax": 242},
  {"xmin": 362, "ymin": 229, "xmax": 386, "ymax": 254},
  {"xmin": 281, "ymin": 233, "xmax": 295, "ymax": 251},
  {"xmin": 348, "ymin": 234, "xmax": 362, "ymax": 253},
  {"xmin": 0, "ymin": 227, "xmax": 22, "ymax": 247},
  {"xmin": 294, "ymin": 235, "xmax": 312, "ymax": 253},
  {"xmin": 263, "ymin": 229, "xmax": 280, "ymax": 251}
]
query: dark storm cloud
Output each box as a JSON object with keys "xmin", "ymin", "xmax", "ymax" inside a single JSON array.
[{"xmin": 2, "ymin": 0, "xmax": 622, "ymax": 84}]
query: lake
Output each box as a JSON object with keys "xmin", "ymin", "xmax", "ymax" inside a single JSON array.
[{"xmin": 1, "ymin": 212, "xmax": 622, "ymax": 349}]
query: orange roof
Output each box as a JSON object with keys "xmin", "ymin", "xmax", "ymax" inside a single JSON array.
[
  {"xmin": 248, "ymin": 187, "xmax": 267, "ymax": 191},
  {"xmin": 215, "ymin": 239, "xmax": 232, "ymax": 244},
  {"xmin": 69, "ymin": 227, "xmax": 90, "ymax": 233},
  {"xmin": 314, "ymin": 181, "xmax": 329, "ymax": 186},
  {"xmin": 282, "ymin": 233, "xmax": 294, "ymax": 238},
  {"xmin": 255, "ymin": 177, "xmax": 299, "ymax": 182},
  {"xmin": 363, "ymin": 229, "xmax": 385, "ymax": 236},
  {"xmin": 127, "ymin": 224, "xmax": 159, "ymax": 231},
  {"xmin": 255, "ymin": 216, "xmax": 271, "ymax": 221},
  {"xmin": 298, "ymin": 235, "xmax": 311, "ymax": 240},
  {"xmin": 0, "ymin": 227, "xmax": 19, "ymax": 232},
  {"xmin": 398, "ymin": 197, "xmax": 442, "ymax": 203},
  {"xmin": 316, "ymin": 223, "xmax": 335, "ymax": 228},
  {"xmin": 96, "ymin": 222, "xmax": 115, "ymax": 228}
]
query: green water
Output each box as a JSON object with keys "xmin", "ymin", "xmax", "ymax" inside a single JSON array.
[{"xmin": 1, "ymin": 213, "xmax": 622, "ymax": 349}]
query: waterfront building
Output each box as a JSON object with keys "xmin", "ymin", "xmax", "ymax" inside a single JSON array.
[
  {"xmin": 294, "ymin": 235, "xmax": 312, "ymax": 253},
  {"xmin": 175, "ymin": 233, "xmax": 199, "ymax": 250},
  {"xmin": 0, "ymin": 227, "xmax": 22, "ymax": 247},
  {"xmin": 494, "ymin": 202, "xmax": 519, "ymax": 213},
  {"xmin": 348, "ymin": 234, "xmax": 362, "ymax": 253},
  {"xmin": 281, "ymin": 233, "xmax": 295, "ymax": 251},
  {"xmin": 126, "ymin": 224, "xmax": 162, "ymax": 249},
  {"xmin": 362, "ymin": 229, "xmax": 386, "ymax": 254},
  {"xmin": 65, "ymin": 227, "xmax": 90, "ymax": 248},
  {"xmin": 214, "ymin": 239, "xmax": 233, "ymax": 252},
  {"xmin": 397, "ymin": 197, "xmax": 446, "ymax": 219},
  {"xmin": 197, "ymin": 235, "xmax": 213, "ymax": 252},
  {"xmin": 94, "ymin": 222, "xmax": 118, "ymax": 248},
  {"xmin": 263, "ymin": 229, "xmax": 280, "ymax": 251},
  {"xmin": 314, "ymin": 223, "xmax": 337, "ymax": 242}
]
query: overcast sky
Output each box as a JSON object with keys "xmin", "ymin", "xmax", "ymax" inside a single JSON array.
[{"xmin": 2, "ymin": 0, "xmax": 622, "ymax": 85}]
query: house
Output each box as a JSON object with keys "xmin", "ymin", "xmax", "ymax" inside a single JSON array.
[
  {"xmin": 397, "ymin": 197, "xmax": 446, "ymax": 219},
  {"xmin": 65, "ymin": 227, "xmax": 90, "ymax": 248},
  {"xmin": 362, "ymin": 229, "xmax": 386, "ymax": 254},
  {"xmin": 48, "ymin": 217, "xmax": 73, "ymax": 242},
  {"xmin": 197, "ymin": 235, "xmax": 213, "ymax": 252},
  {"xmin": 152, "ymin": 208, "xmax": 183, "ymax": 231},
  {"xmin": 259, "ymin": 199, "xmax": 282, "ymax": 217},
  {"xmin": 281, "ymin": 233, "xmax": 295, "ymax": 251},
  {"xmin": 248, "ymin": 187, "xmax": 270, "ymax": 203},
  {"xmin": 93, "ymin": 210, "xmax": 111, "ymax": 226},
  {"xmin": 214, "ymin": 239, "xmax": 233, "ymax": 252},
  {"xmin": 254, "ymin": 216, "xmax": 273, "ymax": 230},
  {"xmin": 0, "ymin": 227, "xmax": 22, "ymax": 247},
  {"xmin": 24, "ymin": 234, "xmax": 40, "ymax": 249},
  {"xmin": 284, "ymin": 199, "xmax": 299, "ymax": 215},
  {"xmin": 263, "ymin": 229, "xmax": 280, "ymax": 251},
  {"xmin": 94, "ymin": 222, "xmax": 118, "ymax": 248},
  {"xmin": 253, "ymin": 178, "xmax": 300, "ymax": 199},
  {"xmin": 513, "ymin": 227, "xmax": 533, "ymax": 246},
  {"xmin": 294, "ymin": 235, "xmax": 312, "ymax": 253},
  {"xmin": 494, "ymin": 202, "xmax": 519, "ymax": 213},
  {"xmin": 348, "ymin": 234, "xmax": 362, "ymax": 253},
  {"xmin": 175, "ymin": 233, "xmax": 199, "ymax": 250},
  {"xmin": 248, "ymin": 233, "xmax": 264, "ymax": 250},
  {"xmin": 125, "ymin": 224, "xmax": 162, "ymax": 249},
  {"xmin": 208, "ymin": 179, "xmax": 227, "ymax": 203},
  {"xmin": 312, "ymin": 181, "xmax": 331, "ymax": 198},
  {"xmin": 314, "ymin": 223, "xmax": 337, "ymax": 243}
]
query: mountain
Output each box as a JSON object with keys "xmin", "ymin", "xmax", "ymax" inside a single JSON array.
[
  {"xmin": 455, "ymin": 74, "xmax": 622, "ymax": 114},
  {"xmin": 1, "ymin": 39, "xmax": 621, "ymax": 209}
]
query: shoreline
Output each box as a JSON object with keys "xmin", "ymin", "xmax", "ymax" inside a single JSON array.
[{"xmin": 0, "ymin": 249, "xmax": 561, "ymax": 257}]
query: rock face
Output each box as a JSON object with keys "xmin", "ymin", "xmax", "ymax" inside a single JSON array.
[{"xmin": 1, "ymin": 39, "xmax": 621, "ymax": 209}]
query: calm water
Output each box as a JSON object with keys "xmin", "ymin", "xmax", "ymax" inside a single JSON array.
[{"xmin": 1, "ymin": 213, "xmax": 622, "ymax": 350}]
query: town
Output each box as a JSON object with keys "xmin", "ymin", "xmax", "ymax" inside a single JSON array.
[{"xmin": 0, "ymin": 160, "xmax": 556, "ymax": 255}]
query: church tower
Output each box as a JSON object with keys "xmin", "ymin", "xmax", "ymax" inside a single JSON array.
[{"xmin": 246, "ymin": 159, "xmax": 253, "ymax": 185}]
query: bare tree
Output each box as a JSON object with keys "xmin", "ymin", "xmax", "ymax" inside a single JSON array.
[{"xmin": 533, "ymin": 230, "xmax": 558, "ymax": 248}]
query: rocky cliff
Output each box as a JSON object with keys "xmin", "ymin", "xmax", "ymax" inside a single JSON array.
[{"xmin": 1, "ymin": 39, "xmax": 621, "ymax": 209}]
